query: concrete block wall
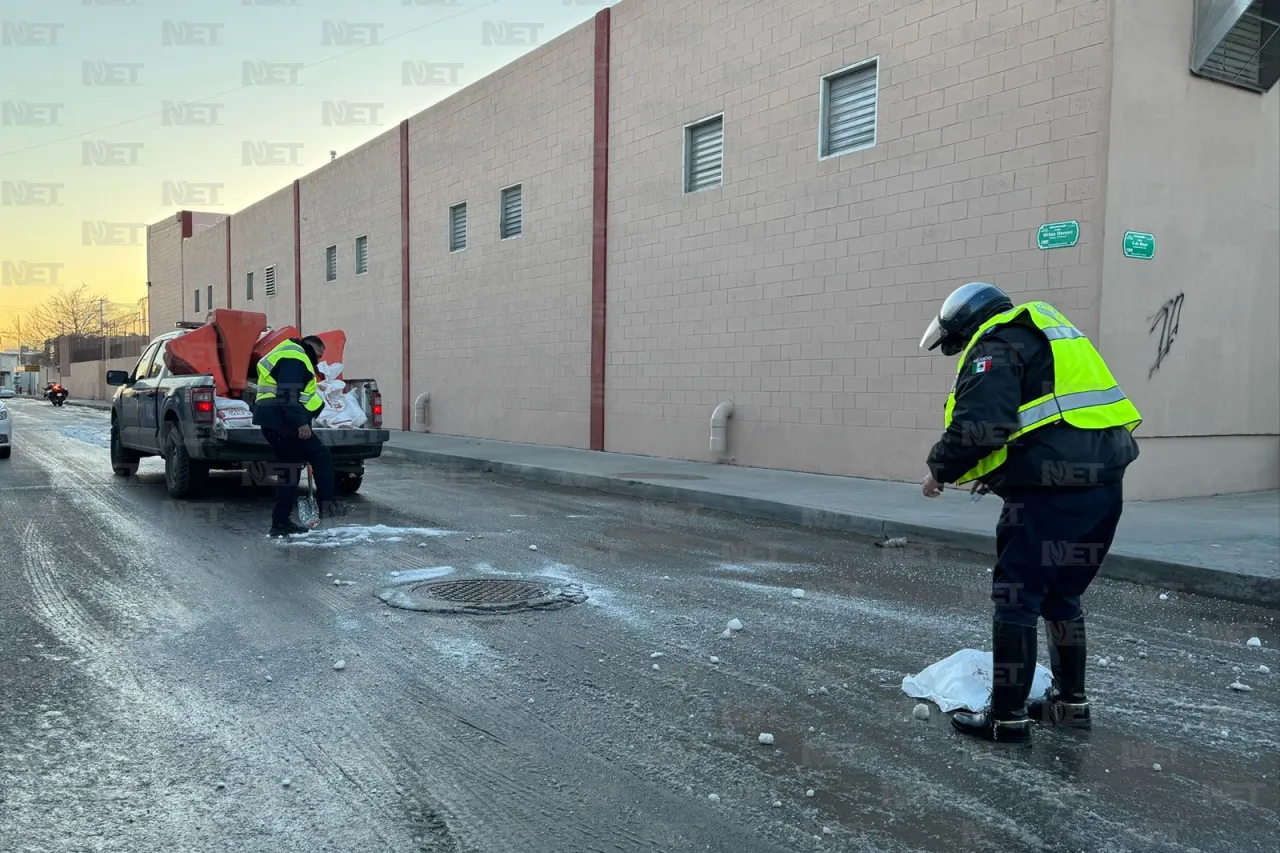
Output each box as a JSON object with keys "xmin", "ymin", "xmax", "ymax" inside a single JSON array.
[
  {"xmin": 146, "ymin": 214, "xmax": 185, "ymax": 338},
  {"xmin": 605, "ymin": 0, "xmax": 1114, "ymax": 480},
  {"xmin": 300, "ymin": 129, "xmax": 404, "ymax": 429},
  {"xmin": 182, "ymin": 218, "xmax": 229, "ymax": 322},
  {"xmin": 407, "ymin": 20, "xmax": 596, "ymax": 448},
  {"xmin": 229, "ymin": 185, "xmax": 297, "ymax": 333}
]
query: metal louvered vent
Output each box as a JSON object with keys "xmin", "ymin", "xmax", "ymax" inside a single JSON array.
[
  {"xmin": 264, "ymin": 265, "xmax": 276, "ymax": 298},
  {"xmin": 325, "ymin": 245, "xmax": 337, "ymax": 282},
  {"xmin": 500, "ymin": 185, "xmax": 522, "ymax": 238},
  {"xmin": 449, "ymin": 203, "xmax": 467, "ymax": 251},
  {"xmin": 355, "ymin": 235, "xmax": 368, "ymax": 274},
  {"xmin": 1192, "ymin": 0, "xmax": 1280, "ymax": 93},
  {"xmin": 822, "ymin": 61, "xmax": 879, "ymax": 156},
  {"xmin": 685, "ymin": 115, "xmax": 724, "ymax": 193}
]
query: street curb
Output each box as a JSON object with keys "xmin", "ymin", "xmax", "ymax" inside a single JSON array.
[
  {"xmin": 382, "ymin": 443, "xmax": 1280, "ymax": 609},
  {"xmin": 64, "ymin": 400, "xmax": 112, "ymax": 411}
]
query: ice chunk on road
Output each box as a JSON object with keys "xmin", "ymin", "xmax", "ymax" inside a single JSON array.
[
  {"xmin": 707, "ymin": 794, "xmax": 720, "ymax": 803},
  {"xmin": 758, "ymin": 733, "xmax": 774, "ymax": 745},
  {"xmin": 805, "ymin": 789, "xmax": 815, "ymax": 798},
  {"xmin": 791, "ymin": 589, "xmax": 806, "ymax": 599},
  {"xmin": 529, "ymin": 545, "xmax": 538, "ymax": 551},
  {"xmin": 1247, "ymin": 637, "xmax": 1262, "ymax": 648},
  {"xmin": 1228, "ymin": 681, "xmax": 1253, "ymax": 692},
  {"xmin": 719, "ymin": 629, "xmax": 732, "ymax": 639},
  {"xmin": 1159, "ymin": 593, "xmax": 1169, "ymax": 600},
  {"xmin": 709, "ymin": 656, "xmax": 719, "ymax": 664},
  {"xmin": 333, "ymin": 660, "xmax": 346, "ymax": 671},
  {"xmin": 912, "ymin": 704, "xmax": 930, "ymax": 720},
  {"xmin": 727, "ymin": 618, "xmax": 744, "ymax": 632},
  {"xmin": 1260, "ymin": 665, "xmax": 1271, "ymax": 675}
]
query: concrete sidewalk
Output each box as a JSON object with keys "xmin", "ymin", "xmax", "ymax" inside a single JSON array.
[{"xmin": 382, "ymin": 432, "xmax": 1280, "ymax": 608}]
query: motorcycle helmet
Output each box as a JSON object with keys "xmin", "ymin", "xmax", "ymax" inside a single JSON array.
[{"xmin": 919, "ymin": 282, "xmax": 1013, "ymax": 356}]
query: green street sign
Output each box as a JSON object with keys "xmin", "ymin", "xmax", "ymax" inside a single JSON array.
[
  {"xmin": 1037, "ymin": 221, "xmax": 1080, "ymax": 250},
  {"xmin": 1123, "ymin": 230, "xmax": 1155, "ymax": 260}
]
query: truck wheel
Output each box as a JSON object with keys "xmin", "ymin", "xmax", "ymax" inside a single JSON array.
[
  {"xmin": 110, "ymin": 421, "xmax": 140, "ymax": 476},
  {"xmin": 336, "ymin": 472, "xmax": 363, "ymax": 495},
  {"xmin": 164, "ymin": 427, "xmax": 205, "ymax": 499},
  {"xmin": 0, "ymin": 447, "xmax": 10, "ymax": 460}
]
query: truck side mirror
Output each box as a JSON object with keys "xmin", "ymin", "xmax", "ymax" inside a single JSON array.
[{"xmin": 106, "ymin": 370, "xmax": 130, "ymax": 386}]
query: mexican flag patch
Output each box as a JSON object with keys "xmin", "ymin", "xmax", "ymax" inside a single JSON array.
[{"xmin": 972, "ymin": 355, "xmax": 993, "ymax": 374}]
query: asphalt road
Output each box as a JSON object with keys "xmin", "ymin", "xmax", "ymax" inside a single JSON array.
[{"xmin": 1, "ymin": 398, "xmax": 1276, "ymax": 853}]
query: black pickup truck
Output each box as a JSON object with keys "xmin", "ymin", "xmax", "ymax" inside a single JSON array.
[{"xmin": 106, "ymin": 326, "xmax": 390, "ymax": 499}]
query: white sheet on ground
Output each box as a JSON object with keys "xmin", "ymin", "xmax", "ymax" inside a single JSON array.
[{"xmin": 901, "ymin": 648, "xmax": 1053, "ymax": 713}]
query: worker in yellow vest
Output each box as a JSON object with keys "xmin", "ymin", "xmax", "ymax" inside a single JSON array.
[
  {"xmin": 252, "ymin": 334, "xmax": 348, "ymax": 536},
  {"xmin": 919, "ymin": 282, "xmax": 1141, "ymax": 743}
]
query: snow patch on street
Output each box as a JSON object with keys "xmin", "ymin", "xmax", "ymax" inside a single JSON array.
[
  {"xmin": 58, "ymin": 425, "xmax": 109, "ymax": 448},
  {"xmin": 389, "ymin": 566, "xmax": 456, "ymax": 583},
  {"xmin": 277, "ymin": 525, "xmax": 454, "ymax": 547}
]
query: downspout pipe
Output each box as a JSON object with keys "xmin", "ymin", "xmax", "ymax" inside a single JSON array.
[
  {"xmin": 710, "ymin": 400, "xmax": 733, "ymax": 453},
  {"xmin": 412, "ymin": 392, "xmax": 430, "ymax": 433}
]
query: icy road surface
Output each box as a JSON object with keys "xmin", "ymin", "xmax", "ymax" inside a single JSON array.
[{"xmin": 1, "ymin": 400, "xmax": 1276, "ymax": 852}]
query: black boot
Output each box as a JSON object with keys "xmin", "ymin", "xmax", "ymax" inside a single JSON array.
[
  {"xmin": 1029, "ymin": 616, "xmax": 1091, "ymax": 728},
  {"xmin": 953, "ymin": 620, "xmax": 1037, "ymax": 743},
  {"xmin": 269, "ymin": 520, "xmax": 310, "ymax": 537}
]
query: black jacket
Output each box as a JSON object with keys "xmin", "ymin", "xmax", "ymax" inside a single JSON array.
[
  {"xmin": 252, "ymin": 340, "xmax": 318, "ymax": 433},
  {"xmin": 926, "ymin": 319, "xmax": 1139, "ymax": 496}
]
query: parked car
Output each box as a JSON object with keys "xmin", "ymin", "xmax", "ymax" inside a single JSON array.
[
  {"xmin": 106, "ymin": 325, "xmax": 390, "ymax": 498},
  {"xmin": 0, "ymin": 397, "xmax": 12, "ymax": 459},
  {"xmin": 0, "ymin": 387, "xmax": 15, "ymax": 399}
]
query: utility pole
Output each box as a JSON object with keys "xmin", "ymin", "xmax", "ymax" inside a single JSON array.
[{"xmin": 99, "ymin": 298, "xmax": 107, "ymax": 361}]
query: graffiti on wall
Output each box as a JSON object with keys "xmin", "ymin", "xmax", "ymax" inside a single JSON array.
[{"xmin": 1147, "ymin": 293, "xmax": 1183, "ymax": 379}]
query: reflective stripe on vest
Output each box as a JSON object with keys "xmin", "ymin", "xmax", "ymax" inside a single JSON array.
[
  {"xmin": 256, "ymin": 341, "xmax": 323, "ymax": 414},
  {"xmin": 942, "ymin": 301, "xmax": 1142, "ymax": 485}
]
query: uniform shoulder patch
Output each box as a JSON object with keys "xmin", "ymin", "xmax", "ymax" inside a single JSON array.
[{"xmin": 971, "ymin": 355, "xmax": 993, "ymax": 374}]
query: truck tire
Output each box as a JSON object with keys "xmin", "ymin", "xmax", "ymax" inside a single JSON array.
[
  {"xmin": 164, "ymin": 426, "xmax": 205, "ymax": 499},
  {"xmin": 0, "ymin": 447, "xmax": 10, "ymax": 459},
  {"xmin": 336, "ymin": 472, "xmax": 363, "ymax": 495},
  {"xmin": 110, "ymin": 420, "xmax": 140, "ymax": 476}
]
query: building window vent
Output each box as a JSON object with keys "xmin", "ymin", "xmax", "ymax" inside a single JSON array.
[
  {"xmin": 246, "ymin": 271, "xmax": 254, "ymax": 301},
  {"xmin": 264, "ymin": 265, "xmax": 276, "ymax": 298},
  {"xmin": 449, "ymin": 202, "xmax": 467, "ymax": 252},
  {"xmin": 500, "ymin": 184, "xmax": 522, "ymax": 239},
  {"xmin": 1192, "ymin": 0, "xmax": 1280, "ymax": 93},
  {"xmin": 821, "ymin": 59, "xmax": 879, "ymax": 157},
  {"xmin": 355, "ymin": 235, "xmax": 368, "ymax": 275},
  {"xmin": 193, "ymin": 289, "xmax": 200, "ymax": 314},
  {"xmin": 325, "ymin": 245, "xmax": 337, "ymax": 282},
  {"xmin": 207, "ymin": 285, "xmax": 213, "ymax": 312},
  {"xmin": 684, "ymin": 115, "xmax": 724, "ymax": 193}
]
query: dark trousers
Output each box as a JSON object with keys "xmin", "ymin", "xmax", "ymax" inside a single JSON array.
[
  {"xmin": 262, "ymin": 428, "xmax": 336, "ymax": 527},
  {"xmin": 992, "ymin": 483, "xmax": 1124, "ymax": 626}
]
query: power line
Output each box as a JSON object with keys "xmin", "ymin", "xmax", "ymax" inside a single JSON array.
[{"xmin": 0, "ymin": 0, "xmax": 503, "ymax": 160}]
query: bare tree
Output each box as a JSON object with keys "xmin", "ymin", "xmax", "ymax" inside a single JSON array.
[{"xmin": 16, "ymin": 285, "xmax": 134, "ymax": 343}]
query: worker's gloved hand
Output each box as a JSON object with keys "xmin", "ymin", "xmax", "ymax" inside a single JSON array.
[{"xmin": 922, "ymin": 474, "xmax": 945, "ymax": 498}]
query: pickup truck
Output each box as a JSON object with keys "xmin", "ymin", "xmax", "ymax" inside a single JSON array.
[{"xmin": 106, "ymin": 325, "xmax": 391, "ymax": 499}]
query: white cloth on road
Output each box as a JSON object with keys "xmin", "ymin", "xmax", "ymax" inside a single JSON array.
[{"xmin": 901, "ymin": 648, "xmax": 1054, "ymax": 713}]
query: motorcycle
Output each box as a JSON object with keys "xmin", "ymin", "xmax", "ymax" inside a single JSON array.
[{"xmin": 44, "ymin": 384, "xmax": 68, "ymax": 407}]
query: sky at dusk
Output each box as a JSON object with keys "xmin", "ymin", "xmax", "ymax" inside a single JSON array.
[{"xmin": 0, "ymin": 0, "xmax": 614, "ymax": 337}]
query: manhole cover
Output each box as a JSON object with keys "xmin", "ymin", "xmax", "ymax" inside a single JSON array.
[
  {"xmin": 611, "ymin": 472, "xmax": 708, "ymax": 481},
  {"xmin": 378, "ymin": 577, "xmax": 587, "ymax": 614}
]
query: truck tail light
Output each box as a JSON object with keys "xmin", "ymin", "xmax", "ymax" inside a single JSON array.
[
  {"xmin": 192, "ymin": 387, "xmax": 215, "ymax": 425},
  {"xmin": 370, "ymin": 391, "xmax": 383, "ymax": 428}
]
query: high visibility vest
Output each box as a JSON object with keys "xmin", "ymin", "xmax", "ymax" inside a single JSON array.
[
  {"xmin": 255, "ymin": 340, "xmax": 323, "ymax": 415},
  {"xmin": 943, "ymin": 301, "xmax": 1142, "ymax": 485}
]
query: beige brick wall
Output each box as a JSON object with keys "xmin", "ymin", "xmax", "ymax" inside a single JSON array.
[
  {"xmin": 605, "ymin": 0, "xmax": 1113, "ymax": 480},
  {"xmin": 229, "ymin": 186, "xmax": 297, "ymax": 333},
  {"xmin": 146, "ymin": 214, "xmax": 185, "ymax": 337},
  {"xmin": 182, "ymin": 219, "xmax": 229, "ymax": 321},
  {"xmin": 300, "ymin": 130, "xmax": 404, "ymax": 428},
  {"xmin": 406, "ymin": 21, "xmax": 596, "ymax": 447}
]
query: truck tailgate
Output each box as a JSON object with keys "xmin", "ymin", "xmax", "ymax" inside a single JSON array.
[{"xmin": 217, "ymin": 428, "xmax": 391, "ymax": 448}]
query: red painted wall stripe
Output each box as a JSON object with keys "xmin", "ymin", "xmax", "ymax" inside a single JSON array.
[
  {"xmin": 589, "ymin": 8, "xmax": 611, "ymax": 452},
  {"xmin": 224, "ymin": 216, "xmax": 232, "ymax": 309},
  {"xmin": 293, "ymin": 180, "xmax": 302, "ymax": 330},
  {"xmin": 400, "ymin": 119, "xmax": 412, "ymax": 432}
]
